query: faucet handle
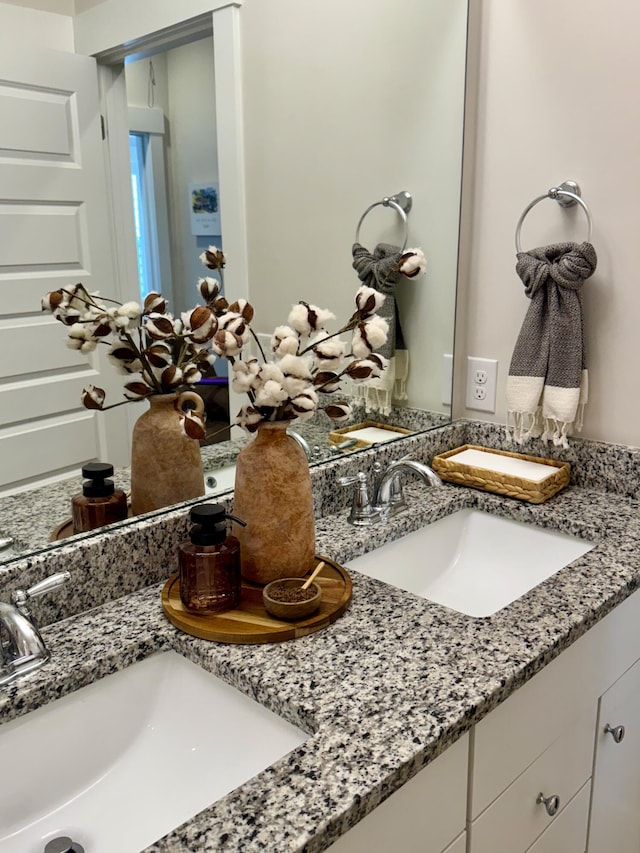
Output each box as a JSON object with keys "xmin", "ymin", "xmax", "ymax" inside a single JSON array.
[
  {"xmin": 337, "ymin": 472, "xmax": 380, "ymax": 526},
  {"xmin": 12, "ymin": 570, "xmax": 70, "ymax": 615}
]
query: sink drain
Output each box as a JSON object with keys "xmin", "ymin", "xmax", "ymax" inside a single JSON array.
[{"xmin": 43, "ymin": 837, "xmax": 85, "ymax": 853}]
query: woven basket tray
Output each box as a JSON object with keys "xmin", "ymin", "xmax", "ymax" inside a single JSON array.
[
  {"xmin": 431, "ymin": 445, "xmax": 570, "ymax": 504},
  {"xmin": 329, "ymin": 420, "xmax": 413, "ymax": 450}
]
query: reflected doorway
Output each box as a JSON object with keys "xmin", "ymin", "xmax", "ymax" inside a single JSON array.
[{"xmin": 124, "ymin": 39, "xmax": 230, "ymax": 444}]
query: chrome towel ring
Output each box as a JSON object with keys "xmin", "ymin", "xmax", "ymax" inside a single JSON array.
[
  {"xmin": 515, "ymin": 180, "xmax": 593, "ymax": 253},
  {"xmin": 355, "ymin": 191, "xmax": 412, "ymax": 252}
]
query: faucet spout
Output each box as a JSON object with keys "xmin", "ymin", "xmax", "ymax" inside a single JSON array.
[
  {"xmin": 287, "ymin": 427, "xmax": 312, "ymax": 461},
  {"xmin": 0, "ymin": 570, "xmax": 70, "ymax": 686},
  {"xmin": 0, "ymin": 602, "xmax": 49, "ymax": 685},
  {"xmin": 374, "ymin": 459, "xmax": 442, "ymax": 513}
]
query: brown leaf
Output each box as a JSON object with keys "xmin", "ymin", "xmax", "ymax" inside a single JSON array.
[{"xmin": 182, "ymin": 412, "xmax": 206, "ymax": 440}]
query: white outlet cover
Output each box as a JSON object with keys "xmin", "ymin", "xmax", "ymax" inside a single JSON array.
[{"xmin": 466, "ymin": 356, "xmax": 498, "ymax": 412}]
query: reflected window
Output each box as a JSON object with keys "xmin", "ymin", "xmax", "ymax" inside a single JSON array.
[{"xmin": 129, "ymin": 132, "xmax": 158, "ymax": 300}]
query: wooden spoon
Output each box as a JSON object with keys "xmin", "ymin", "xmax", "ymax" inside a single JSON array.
[{"xmin": 301, "ymin": 560, "xmax": 326, "ymax": 590}]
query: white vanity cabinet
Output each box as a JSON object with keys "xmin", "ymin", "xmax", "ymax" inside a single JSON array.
[
  {"xmin": 325, "ymin": 733, "xmax": 468, "ymax": 853},
  {"xmin": 329, "ymin": 587, "xmax": 640, "ymax": 853},
  {"xmin": 588, "ymin": 656, "xmax": 640, "ymax": 852},
  {"xmin": 468, "ymin": 586, "xmax": 640, "ymax": 853}
]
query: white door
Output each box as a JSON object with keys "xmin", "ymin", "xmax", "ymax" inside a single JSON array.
[
  {"xmin": 588, "ymin": 657, "xmax": 640, "ymax": 852},
  {"xmin": 0, "ymin": 46, "xmax": 131, "ymax": 494}
]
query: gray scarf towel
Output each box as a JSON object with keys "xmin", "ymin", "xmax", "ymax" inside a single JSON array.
[
  {"xmin": 506, "ymin": 241, "xmax": 597, "ymax": 449},
  {"xmin": 351, "ymin": 242, "xmax": 409, "ymax": 413}
]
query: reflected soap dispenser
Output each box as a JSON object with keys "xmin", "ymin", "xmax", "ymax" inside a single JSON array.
[
  {"xmin": 71, "ymin": 462, "xmax": 128, "ymax": 534},
  {"xmin": 179, "ymin": 504, "xmax": 246, "ymax": 614}
]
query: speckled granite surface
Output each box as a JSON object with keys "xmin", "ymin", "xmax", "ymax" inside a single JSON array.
[{"xmin": 3, "ymin": 420, "xmax": 640, "ymax": 852}]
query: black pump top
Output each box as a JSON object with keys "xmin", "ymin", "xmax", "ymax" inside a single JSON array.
[
  {"xmin": 81, "ymin": 462, "xmax": 116, "ymax": 498},
  {"xmin": 189, "ymin": 503, "xmax": 245, "ymax": 546}
]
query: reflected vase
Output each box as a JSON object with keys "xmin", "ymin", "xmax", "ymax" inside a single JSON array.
[
  {"xmin": 232, "ymin": 420, "xmax": 316, "ymax": 585},
  {"xmin": 130, "ymin": 391, "xmax": 205, "ymax": 515}
]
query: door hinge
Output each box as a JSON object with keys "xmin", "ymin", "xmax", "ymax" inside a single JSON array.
[{"xmin": 100, "ymin": 114, "xmax": 106, "ymax": 140}]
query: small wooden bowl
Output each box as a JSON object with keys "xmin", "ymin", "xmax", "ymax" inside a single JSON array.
[{"xmin": 263, "ymin": 578, "xmax": 322, "ymax": 621}]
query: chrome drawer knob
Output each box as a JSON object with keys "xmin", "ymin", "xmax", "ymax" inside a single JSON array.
[
  {"xmin": 536, "ymin": 792, "xmax": 560, "ymax": 817},
  {"xmin": 604, "ymin": 723, "xmax": 625, "ymax": 743}
]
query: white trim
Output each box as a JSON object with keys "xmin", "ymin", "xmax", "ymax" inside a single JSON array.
[
  {"xmin": 73, "ymin": 0, "xmax": 242, "ymax": 60},
  {"xmin": 212, "ymin": 4, "xmax": 248, "ymax": 420},
  {"xmin": 97, "ymin": 63, "xmax": 141, "ymax": 307}
]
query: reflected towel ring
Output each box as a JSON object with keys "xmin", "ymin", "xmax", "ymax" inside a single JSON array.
[
  {"xmin": 355, "ymin": 191, "xmax": 412, "ymax": 252},
  {"xmin": 515, "ymin": 182, "xmax": 593, "ymax": 253}
]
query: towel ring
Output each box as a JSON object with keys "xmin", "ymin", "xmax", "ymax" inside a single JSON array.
[
  {"xmin": 355, "ymin": 191, "xmax": 412, "ymax": 252},
  {"xmin": 515, "ymin": 181, "xmax": 593, "ymax": 253}
]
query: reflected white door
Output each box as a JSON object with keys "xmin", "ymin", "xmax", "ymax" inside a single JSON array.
[{"xmin": 0, "ymin": 46, "xmax": 130, "ymax": 493}]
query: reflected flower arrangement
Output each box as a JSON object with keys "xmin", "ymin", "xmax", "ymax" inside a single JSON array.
[{"xmin": 41, "ymin": 246, "xmax": 424, "ymax": 438}]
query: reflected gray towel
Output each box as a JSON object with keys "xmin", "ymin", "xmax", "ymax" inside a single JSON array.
[
  {"xmin": 351, "ymin": 241, "xmax": 406, "ymax": 360},
  {"xmin": 506, "ymin": 241, "xmax": 597, "ymax": 448}
]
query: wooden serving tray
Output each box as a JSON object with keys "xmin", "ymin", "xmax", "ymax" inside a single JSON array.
[{"xmin": 161, "ymin": 555, "xmax": 352, "ymax": 644}]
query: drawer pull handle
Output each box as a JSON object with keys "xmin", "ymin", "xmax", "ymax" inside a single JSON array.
[
  {"xmin": 536, "ymin": 792, "xmax": 560, "ymax": 817},
  {"xmin": 604, "ymin": 723, "xmax": 626, "ymax": 743}
]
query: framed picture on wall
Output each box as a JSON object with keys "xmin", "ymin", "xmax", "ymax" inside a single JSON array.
[{"xmin": 189, "ymin": 182, "xmax": 220, "ymax": 235}]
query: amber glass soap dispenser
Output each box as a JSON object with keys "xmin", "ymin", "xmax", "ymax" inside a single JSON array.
[
  {"xmin": 71, "ymin": 462, "xmax": 128, "ymax": 534},
  {"xmin": 179, "ymin": 503, "xmax": 246, "ymax": 614}
]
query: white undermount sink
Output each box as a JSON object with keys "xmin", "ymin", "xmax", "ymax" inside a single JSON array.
[
  {"xmin": 346, "ymin": 509, "xmax": 595, "ymax": 618},
  {"xmin": 0, "ymin": 651, "xmax": 306, "ymax": 853}
]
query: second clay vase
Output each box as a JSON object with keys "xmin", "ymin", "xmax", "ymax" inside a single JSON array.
[
  {"xmin": 232, "ymin": 421, "xmax": 316, "ymax": 585},
  {"xmin": 130, "ymin": 391, "xmax": 205, "ymax": 515}
]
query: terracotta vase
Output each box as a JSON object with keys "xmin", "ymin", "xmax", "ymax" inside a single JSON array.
[
  {"xmin": 130, "ymin": 391, "xmax": 205, "ymax": 515},
  {"xmin": 232, "ymin": 421, "xmax": 316, "ymax": 585}
]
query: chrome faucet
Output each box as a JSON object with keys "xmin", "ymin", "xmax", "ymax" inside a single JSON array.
[
  {"xmin": 338, "ymin": 458, "xmax": 442, "ymax": 526},
  {"xmin": 0, "ymin": 570, "xmax": 70, "ymax": 686},
  {"xmin": 373, "ymin": 459, "xmax": 443, "ymax": 517},
  {"xmin": 287, "ymin": 427, "xmax": 312, "ymax": 460}
]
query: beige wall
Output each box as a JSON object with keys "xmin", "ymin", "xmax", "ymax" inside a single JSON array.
[
  {"xmin": 0, "ymin": 1, "xmax": 73, "ymax": 47},
  {"xmin": 458, "ymin": 0, "xmax": 640, "ymax": 447},
  {"xmin": 1, "ymin": 0, "xmax": 72, "ymax": 14}
]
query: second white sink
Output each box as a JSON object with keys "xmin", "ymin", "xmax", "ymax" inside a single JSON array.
[
  {"xmin": 0, "ymin": 650, "xmax": 306, "ymax": 853},
  {"xmin": 346, "ymin": 509, "xmax": 594, "ymax": 617}
]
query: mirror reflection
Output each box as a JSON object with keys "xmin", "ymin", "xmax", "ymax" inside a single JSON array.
[{"xmin": 0, "ymin": 0, "xmax": 468, "ymax": 564}]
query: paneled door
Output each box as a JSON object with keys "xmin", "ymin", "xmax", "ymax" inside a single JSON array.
[{"xmin": 0, "ymin": 46, "xmax": 131, "ymax": 494}]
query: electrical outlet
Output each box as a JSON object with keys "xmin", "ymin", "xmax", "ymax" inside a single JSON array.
[{"xmin": 466, "ymin": 357, "xmax": 498, "ymax": 412}]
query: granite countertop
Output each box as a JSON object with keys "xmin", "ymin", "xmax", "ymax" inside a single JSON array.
[{"xmin": 3, "ymin": 421, "xmax": 640, "ymax": 852}]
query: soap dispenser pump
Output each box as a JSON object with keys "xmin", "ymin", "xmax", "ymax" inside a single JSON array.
[
  {"xmin": 179, "ymin": 503, "xmax": 246, "ymax": 614},
  {"xmin": 71, "ymin": 462, "xmax": 128, "ymax": 534}
]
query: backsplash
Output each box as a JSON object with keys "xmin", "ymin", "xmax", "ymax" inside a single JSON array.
[{"xmin": 2, "ymin": 418, "xmax": 640, "ymax": 629}]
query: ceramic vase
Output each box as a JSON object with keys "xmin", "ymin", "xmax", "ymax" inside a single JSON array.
[
  {"xmin": 130, "ymin": 391, "xmax": 205, "ymax": 515},
  {"xmin": 232, "ymin": 421, "xmax": 316, "ymax": 585}
]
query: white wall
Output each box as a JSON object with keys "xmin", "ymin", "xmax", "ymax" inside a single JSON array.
[
  {"xmin": 458, "ymin": 0, "xmax": 640, "ymax": 447},
  {"xmin": 240, "ymin": 0, "xmax": 467, "ymax": 414}
]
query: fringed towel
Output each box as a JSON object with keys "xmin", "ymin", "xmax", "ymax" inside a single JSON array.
[
  {"xmin": 351, "ymin": 242, "xmax": 409, "ymax": 415},
  {"xmin": 506, "ymin": 241, "xmax": 597, "ymax": 449}
]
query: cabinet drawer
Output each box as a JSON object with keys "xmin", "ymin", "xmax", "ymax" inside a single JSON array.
[
  {"xmin": 589, "ymin": 657, "xmax": 640, "ymax": 853},
  {"xmin": 525, "ymin": 781, "xmax": 590, "ymax": 853},
  {"xmin": 470, "ymin": 708, "xmax": 594, "ymax": 853},
  {"xmin": 472, "ymin": 587, "xmax": 640, "ymax": 817},
  {"xmin": 326, "ymin": 734, "xmax": 468, "ymax": 853}
]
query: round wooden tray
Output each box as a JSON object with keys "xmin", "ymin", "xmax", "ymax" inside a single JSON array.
[
  {"xmin": 50, "ymin": 507, "xmax": 134, "ymax": 541},
  {"xmin": 161, "ymin": 555, "xmax": 352, "ymax": 644}
]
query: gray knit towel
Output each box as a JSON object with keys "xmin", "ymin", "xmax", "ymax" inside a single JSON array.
[
  {"xmin": 351, "ymin": 241, "xmax": 406, "ymax": 359},
  {"xmin": 506, "ymin": 241, "xmax": 597, "ymax": 449},
  {"xmin": 351, "ymin": 242, "xmax": 409, "ymax": 414}
]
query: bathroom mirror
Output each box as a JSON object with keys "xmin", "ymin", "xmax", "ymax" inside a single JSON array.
[{"xmin": 0, "ymin": 0, "xmax": 469, "ymax": 564}]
